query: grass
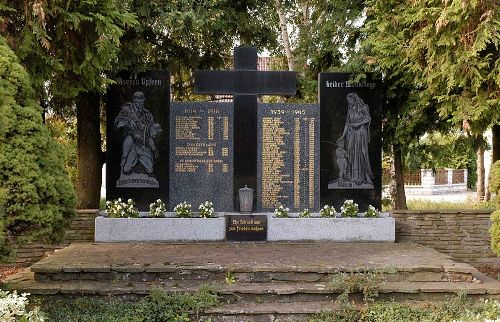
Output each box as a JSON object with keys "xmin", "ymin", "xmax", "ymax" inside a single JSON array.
[
  {"xmin": 406, "ymin": 198, "xmax": 495, "ymax": 211},
  {"xmin": 310, "ymin": 293, "xmax": 500, "ymax": 322},
  {"xmin": 37, "ymin": 285, "xmax": 219, "ymax": 322},
  {"xmin": 382, "ymin": 196, "xmax": 495, "ymax": 211},
  {"xmin": 33, "ymin": 292, "xmax": 500, "ymax": 322}
]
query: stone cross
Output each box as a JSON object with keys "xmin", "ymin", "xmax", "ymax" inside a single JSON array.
[{"xmin": 194, "ymin": 46, "xmax": 297, "ymax": 210}]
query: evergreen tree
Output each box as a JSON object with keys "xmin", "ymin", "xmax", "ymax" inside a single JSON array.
[
  {"xmin": 1, "ymin": 1, "xmax": 138, "ymax": 209},
  {"xmin": 364, "ymin": 0, "xmax": 500, "ymax": 201},
  {"xmin": 0, "ymin": 36, "xmax": 75, "ymax": 250}
]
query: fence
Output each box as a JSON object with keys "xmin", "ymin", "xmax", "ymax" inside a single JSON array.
[{"xmin": 383, "ymin": 169, "xmax": 468, "ymax": 195}]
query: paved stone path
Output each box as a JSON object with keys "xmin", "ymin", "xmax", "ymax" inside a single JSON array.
[{"xmin": 31, "ymin": 242, "xmax": 473, "ymax": 273}]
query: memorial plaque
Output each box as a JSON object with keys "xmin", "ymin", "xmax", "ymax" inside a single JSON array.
[
  {"xmin": 319, "ymin": 73, "xmax": 382, "ymax": 211},
  {"xmin": 106, "ymin": 71, "xmax": 170, "ymax": 210},
  {"xmin": 226, "ymin": 215, "xmax": 267, "ymax": 241},
  {"xmin": 257, "ymin": 103, "xmax": 320, "ymax": 212},
  {"xmin": 169, "ymin": 102, "xmax": 233, "ymax": 211}
]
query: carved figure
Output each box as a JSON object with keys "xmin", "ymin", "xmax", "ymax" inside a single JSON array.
[
  {"xmin": 330, "ymin": 92, "xmax": 373, "ymax": 189},
  {"xmin": 115, "ymin": 91, "xmax": 161, "ymax": 177},
  {"xmin": 335, "ymin": 138, "xmax": 348, "ymax": 180}
]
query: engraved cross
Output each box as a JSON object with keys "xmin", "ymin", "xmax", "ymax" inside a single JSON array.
[{"xmin": 194, "ymin": 46, "xmax": 297, "ymax": 210}]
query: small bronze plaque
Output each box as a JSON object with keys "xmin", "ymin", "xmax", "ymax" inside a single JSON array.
[{"xmin": 226, "ymin": 215, "xmax": 267, "ymax": 241}]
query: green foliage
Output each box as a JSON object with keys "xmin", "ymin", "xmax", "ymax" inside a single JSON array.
[
  {"xmin": 329, "ymin": 270, "xmax": 383, "ymax": 303},
  {"xmin": 1, "ymin": 0, "xmax": 139, "ymax": 102},
  {"xmin": 489, "ymin": 161, "xmax": 500, "ymax": 255},
  {"xmin": 115, "ymin": 0, "xmax": 277, "ymax": 101},
  {"xmin": 320, "ymin": 205, "xmax": 336, "ymax": 218},
  {"xmin": 362, "ymin": 301, "xmax": 431, "ymax": 322},
  {"xmin": 225, "ymin": 271, "xmax": 236, "ymax": 285},
  {"xmin": 41, "ymin": 285, "xmax": 219, "ymax": 321},
  {"xmin": 405, "ymin": 132, "xmax": 477, "ymax": 171},
  {"xmin": 407, "ymin": 199, "xmax": 494, "ymax": 211},
  {"xmin": 45, "ymin": 116, "xmax": 77, "ymax": 186},
  {"xmin": 0, "ymin": 36, "xmax": 75, "ymax": 247},
  {"xmin": 263, "ymin": 0, "xmax": 366, "ymax": 102},
  {"xmin": 299, "ymin": 208, "xmax": 311, "ymax": 218},
  {"xmin": 490, "ymin": 160, "xmax": 500, "ymax": 208},
  {"xmin": 310, "ymin": 308, "xmax": 361, "ymax": 322},
  {"xmin": 491, "ymin": 211, "xmax": 500, "ymax": 256},
  {"xmin": 311, "ymin": 294, "xmax": 500, "ymax": 322},
  {"xmin": 137, "ymin": 285, "xmax": 219, "ymax": 322},
  {"xmin": 106, "ymin": 198, "xmax": 139, "ymax": 218},
  {"xmin": 274, "ymin": 205, "xmax": 290, "ymax": 218},
  {"xmin": 0, "ymin": 188, "xmax": 13, "ymax": 261},
  {"xmin": 365, "ymin": 0, "xmax": 500, "ymax": 133}
]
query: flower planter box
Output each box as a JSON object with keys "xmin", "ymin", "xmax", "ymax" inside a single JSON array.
[
  {"xmin": 267, "ymin": 217, "xmax": 395, "ymax": 242},
  {"xmin": 95, "ymin": 214, "xmax": 395, "ymax": 242},
  {"xmin": 95, "ymin": 216, "xmax": 225, "ymax": 242}
]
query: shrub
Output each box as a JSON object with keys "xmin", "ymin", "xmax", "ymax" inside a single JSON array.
[
  {"xmin": 174, "ymin": 202, "xmax": 192, "ymax": 218},
  {"xmin": 320, "ymin": 205, "xmax": 336, "ymax": 218},
  {"xmin": 149, "ymin": 199, "xmax": 166, "ymax": 218},
  {"xmin": 491, "ymin": 210, "xmax": 500, "ymax": 255},
  {"xmin": 106, "ymin": 198, "xmax": 139, "ymax": 218},
  {"xmin": 299, "ymin": 208, "xmax": 311, "ymax": 218},
  {"xmin": 490, "ymin": 160, "xmax": 500, "ymax": 208},
  {"xmin": 198, "ymin": 201, "xmax": 214, "ymax": 218},
  {"xmin": 489, "ymin": 160, "xmax": 500, "ymax": 255},
  {"xmin": 341, "ymin": 200, "xmax": 359, "ymax": 217},
  {"xmin": 0, "ymin": 36, "xmax": 75, "ymax": 249},
  {"xmin": 42, "ymin": 286, "xmax": 219, "ymax": 321},
  {"xmin": 0, "ymin": 290, "xmax": 45, "ymax": 321},
  {"xmin": 365, "ymin": 205, "xmax": 380, "ymax": 218},
  {"xmin": 274, "ymin": 205, "xmax": 289, "ymax": 218}
]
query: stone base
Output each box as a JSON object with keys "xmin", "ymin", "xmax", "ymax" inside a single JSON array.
[
  {"xmin": 95, "ymin": 214, "xmax": 395, "ymax": 242},
  {"xmin": 268, "ymin": 217, "xmax": 395, "ymax": 242},
  {"xmin": 95, "ymin": 217, "xmax": 225, "ymax": 242}
]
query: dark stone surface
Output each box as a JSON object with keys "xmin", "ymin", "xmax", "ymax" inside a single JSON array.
[
  {"xmin": 319, "ymin": 73, "xmax": 382, "ymax": 211},
  {"xmin": 106, "ymin": 71, "xmax": 170, "ymax": 211},
  {"xmin": 234, "ymin": 95, "xmax": 257, "ymax": 211},
  {"xmin": 195, "ymin": 70, "xmax": 297, "ymax": 95},
  {"xmin": 194, "ymin": 46, "xmax": 297, "ymax": 210},
  {"xmin": 257, "ymin": 103, "xmax": 320, "ymax": 212},
  {"xmin": 169, "ymin": 102, "xmax": 233, "ymax": 211},
  {"xmin": 226, "ymin": 215, "xmax": 267, "ymax": 241}
]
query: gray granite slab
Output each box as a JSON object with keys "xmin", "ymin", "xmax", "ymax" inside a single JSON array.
[
  {"xmin": 257, "ymin": 103, "xmax": 320, "ymax": 212},
  {"xmin": 169, "ymin": 102, "xmax": 233, "ymax": 211}
]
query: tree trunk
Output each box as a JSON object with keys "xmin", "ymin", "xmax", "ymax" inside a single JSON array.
[
  {"xmin": 493, "ymin": 124, "xmax": 500, "ymax": 163},
  {"xmin": 477, "ymin": 144, "xmax": 485, "ymax": 202},
  {"xmin": 390, "ymin": 144, "xmax": 407, "ymax": 210},
  {"xmin": 275, "ymin": 0, "xmax": 295, "ymax": 71},
  {"xmin": 76, "ymin": 91, "xmax": 102, "ymax": 209}
]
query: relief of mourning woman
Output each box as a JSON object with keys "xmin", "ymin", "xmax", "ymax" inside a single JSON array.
[
  {"xmin": 114, "ymin": 91, "xmax": 161, "ymax": 188},
  {"xmin": 329, "ymin": 92, "xmax": 373, "ymax": 189}
]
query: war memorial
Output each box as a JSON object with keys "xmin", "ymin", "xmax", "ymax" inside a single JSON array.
[{"xmin": 4, "ymin": 47, "xmax": 499, "ymax": 321}]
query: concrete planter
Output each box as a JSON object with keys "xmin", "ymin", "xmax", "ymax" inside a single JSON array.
[
  {"xmin": 267, "ymin": 217, "xmax": 395, "ymax": 242},
  {"xmin": 95, "ymin": 214, "xmax": 395, "ymax": 242},
  {"xmin": 95, "ymin": 216, "xmax": 225, "ymax": 242}
]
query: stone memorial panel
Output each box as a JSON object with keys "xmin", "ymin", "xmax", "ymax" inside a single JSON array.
[
  {"xmin": 106, "ymin": 71, "xmax": 170, "ymax": 210},
  {"xmin": 319, "ymin": 73, "xmax": 382, "ymax": 211},
  {"xmin": 257, "ymin": 103, "xmax": 320, "ymax": 212},
  {"xmin": 226, "ymin": 215, "xmax": 267, "ymax": 241},
  {"xmin": 169, "ymin": 102, "xmax": 233, "ymax": 211}
]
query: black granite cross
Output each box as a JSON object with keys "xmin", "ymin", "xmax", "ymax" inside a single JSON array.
[{"xmin": 194, "ymin": 46, "xmax": 297, "ymax": 210}]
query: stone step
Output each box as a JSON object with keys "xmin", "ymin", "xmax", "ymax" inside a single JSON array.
[
  {"xmin": 5, "ymin": 269, "xmax": 499, "ymax": 302},
  {"xmin": 31, "ymin": 262, "xmax": 477, "ymax": 284},
  {"xmin": 201, "ymin": 301, "xmax": 348, "ymax": 322}
]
